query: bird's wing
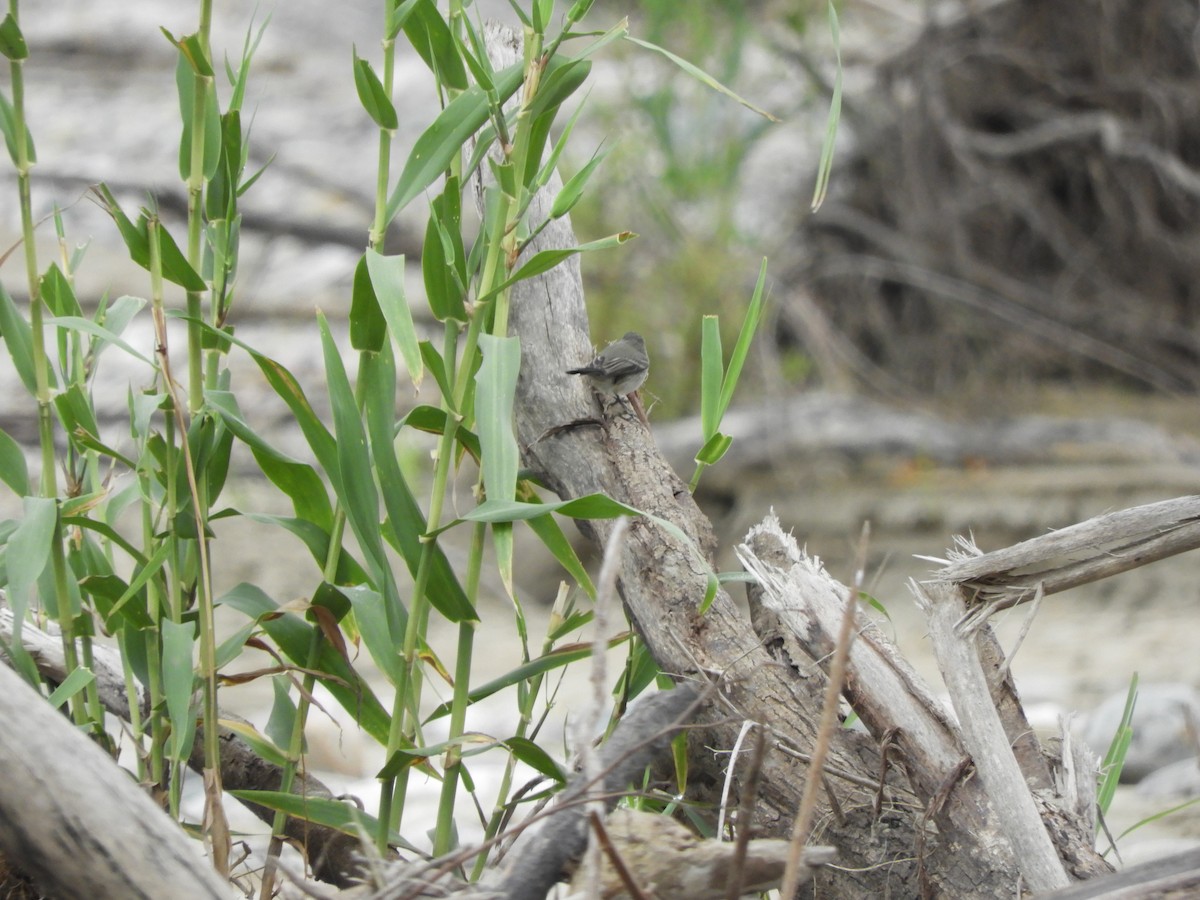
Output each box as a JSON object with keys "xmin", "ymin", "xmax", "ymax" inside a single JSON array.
[{"xmin": 596, "ymin": 354, "xmax": 646, "ymax": 377}]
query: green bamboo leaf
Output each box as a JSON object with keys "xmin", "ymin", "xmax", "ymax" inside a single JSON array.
[
  {"xmin": 162, "ymin": 618, "xmax": 198, "ymax": 762},
  {"xmin": 0, "ymin": 13, "xmax": 29, "ymax": 60},
  {"xmin": 235, "ymin": 512, "xmax": 367, "ymax": 586},
  {"xmin": 1115, "ymin": 796, "xmax": 1200, "ymax": 844},
  {"xmin": 418, "ymin": 342, "xmax": 453, "ymax": 401},
  {"xmin": 0, "ymin": 428, "xmax": 29, "ymax": 495},
  {"xmin": 520, "ymin": 60, "xmax": 592, "ymax": 186},
  {"xmin": 45, "ymin": 316, "xmax": 153, "ymax": 366},
  {"xmin": 402, "ymin": 0, "xmax": 468, "ymax": 91},
  {"xmin": 377, "ymin": 732, "xmax": 497, "ymax": 777},
  {"xmin": 206, "ymin": 109, "xmax": 242, "ymax": 220},
  {"xmin": 715, "ymin": 258, "xmax": 768, "ymax": 420},
  {"xmin": 94, "ymin": 186, "xmax": 207, "ymax": 291},
  {"xmin": 105, "ymin": 539, "xmax": 172, "ymax": 625},
  {"xmin": 219, "ymin": 583, "xmax": 391, "ymax": 744},
  {"xmin": 265, "ymin": 675, "xmax": 296, "ymax": 754},
  {"xmin": 365, "ymin": 248, "xmax": 424, "ymax": 387},
  {"xmin": 344, "ymin": 585, "xmax": 404, "ymax": 685},
  {"xmin": 524, "ymin": 512, "xmax": 596, "ymax": 599},
  {"xmin": 93, "ymin": 295, "xmax": 147, "ymax": 362},
  {"xmin": 1098, "ymin": 674, "xmax": 1138, "ymax": 815},
  {"xmin": 699, "ymin": 315, "xmax": 722, "ymax": 439},
  {"xmin": 463, "ymin": 121, "xmax": 500, "ymax": 186},
  {"xmin": 174, "ymin": 314, "xmax": 340, "ymax": 486},
  {"xmin": 219, "ymin": 718, "xmax": 287, "ymax": 768},
  {"xmin": 549, "ymin": 146, "xmax": 607, "ymax": 219},
  {"xmin": 352, "ymin": 48, "xmax": 398, "ymax": 130},
  {"xmin": 387, "ymin": 0, "xmax": 423, "ymax": 39},
  {"xmin": 227, "ymin": 13, "xmax": 272, "ymax": 113},
  {"xmin": 350, "ymin": 253, "xmax": 387, "ymax": 352},
  {"xmin": 53, "ymin": 384, "xmax": 100, "ymax": 451},
  {"xmin": 64, "ymin": 516, "xmax": 146, "ymax": 566},
  {"xmin": 476, "ymin": 335, "xmax": 520, "ymax": 504},
  {"xmin": 527, "ymin": 57, "xmax": 592, "ymax": 123},
  {"xmin": 230, "ymin": 790, "xmax": 417, "ymax": 852},
  {"xmin": 466, "ymin": 493, "xmax": 638, "ymax": 523},
  {"xmin": 0, "ymin": 91, "xmax": 35, "ymax": 164},
  {"xmin": 318, "ymin": 313, "xmax": 388, "ymax": 585},
  {"xmin": 455, "ymin": 27, "xmax": 493, "ymax": 93},
  {"xmin": 386, "ymin": 63, "xmax": 525, "ymax": 219},
  {"xmin": 425, "ymin": 633, "xmax": 632, "ymax": 721},
  {"xmin": 399, "ymin": 405, "xmax": 481, "ymax": 460},
  {"xmin": 567, "ymin": 0, "xmax": 597, "ymax": 22},
  {"xmin": 506, "ymin": 739, "xmax": 561, "ymax": 782},
  {"xmin": 162, "ymin": 28, "xmax": 215, "ymax": 77},
  {"xmin": 694, "ymin": 431, "xmax": 732, "ymax": 466},
  {"xmin": 698, "ymin": 571, "xmax": 719, "ymax": 614},
  {"xmin": 214, "ymin": 620, "xmax": 257, "ymax": 671},
  {"xmin": 206, "ymin": 390, "xmax": 333, "ymax": 529},
  {"xmin": 0, "ymin": 280, "xmax": 38, "ymax": 394},
  {"xmin": 624, "ymin": 35, "xmax": 780, "ymax": 122},
  {"xmin": 811, "ymin": 1, "xmax": 843, "ymax": 212},
  {"xmin": 40, "ymin": 264, "xmax": 82, "ymax": 317},
  {"xmin": 362, "ymin": 345, "xmax": 475, "ymax": 623},
  {"xmin": 171, "ymin": 45, "xmax": 222, "ymax": 180},
  {"xmin": 200, "ymin": 412, "xmax": 234, "ymax": 502},
  {"xmin": 534, "ymin": 85, "xmax": 589, "ymax": 190},
  {"xmin": 532, "ymin": 0, "xmax": 554, "ymax": 33},
  {"xmin": 47, "ymin": 667, "xmax": 95, "ymax": 709},
  {"xmin": 422, "ymin": 179, "xmax": 467, "ymax": 322},
  {"xmin": 481, "ymin": 233, "xmax": 635, "ymax": 303},
  {"xmin": 6, "ymin": 498, "xmax": 57, "ymax": 619}
]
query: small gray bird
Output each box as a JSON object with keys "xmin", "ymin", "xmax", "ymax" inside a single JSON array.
[{"xmin": 566, "ymin": 332, "xmax": 649, "ymax": 397}]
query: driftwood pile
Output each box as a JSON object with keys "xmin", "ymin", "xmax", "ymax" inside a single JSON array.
[{"xmin": 787, "ymin": 0, "xmax": 1200, "ymax": 398}]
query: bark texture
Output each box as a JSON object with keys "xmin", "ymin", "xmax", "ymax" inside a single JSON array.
[{"xmin": 0, "ymin": 663, "xmax": 233, "ymax": 900}]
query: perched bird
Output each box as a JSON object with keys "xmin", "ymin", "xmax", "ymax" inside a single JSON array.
[{"xmin": 566, "ymin": 332, "xmax": 649, "ymax": 398}]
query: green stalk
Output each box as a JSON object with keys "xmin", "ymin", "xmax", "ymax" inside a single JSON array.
[
  {"xmin": 147, "ymin": 221, "xmax": 181, "ymax": 814},
  {"xmin": 470, "ymin": 616, "xmax": 554, "ymax": 880},
  {"xmin": 140, "ymin": 487, "xmax": 167, "ymax": 795},
  {"xmin": 173, "ymin": 1, "xmax": 226, "ymax": 870},
  {"xmin": 151, "ymin": 218, "xmax": 225, "ymax": 868},
  {"xmin": 184, "ymin": 0, "xmax": 213, "ymax": 415},
  {"xmin": 55, "ymin": 215, "xmax": 106, "ymax": 731},
  {"xmin": 369, "ymin": 8, "xmax": 397, "ymax": 251},
  {"xmin": 432, "ymin": 521, "xmax": 484, "ymax": 856},
  {"xmin": 379, "ymin": 397, "xmax": 458, "ymax": 841},
  {"xmin": 7, "ymin": 1, "xmax": 88, "ymax": 725},
  {"xmin": 117, "ymin": 628, "xmax": 149, "ymax": 784},
  {"xmin": 259, "ymin": 628, "xmax": 323, "ymax": 900}
]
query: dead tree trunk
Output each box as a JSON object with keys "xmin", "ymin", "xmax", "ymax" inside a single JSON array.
[{"xmin": 480, "ymin": 30, "xmax": 1118, "ymax": 897}]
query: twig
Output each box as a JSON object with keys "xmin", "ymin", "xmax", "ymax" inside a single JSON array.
[
  {"xmin": 724, "ymin": 723, "xmax": 767, "ymax": 900},
  {"xmin": 992, "ymin": 582, "xmax": 1043, "ymax": 682},
  {"xmin": 588, "ymin": 811, "xmax": 649, "ymax": 900}
]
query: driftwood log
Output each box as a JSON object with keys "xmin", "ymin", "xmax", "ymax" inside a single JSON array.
[
  {"xmin": 0, "ymin": 662, "xmax": 233, "ymax": 900},
  {"xmin": 0, "ymin": 601, "xmax": 368, "ymax": 891}
]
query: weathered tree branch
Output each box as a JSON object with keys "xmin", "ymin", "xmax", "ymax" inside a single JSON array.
[
  {"xmin": 0, "ymin": 599, "xmax": 367, "ymax": 888},
  {"xmin": 932, "ymin": 495, "xmax": 1200, "ymax": 618},
  {"xmin": 0, "ymin": 663, "xmax": 233, "ymax": 900}
]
